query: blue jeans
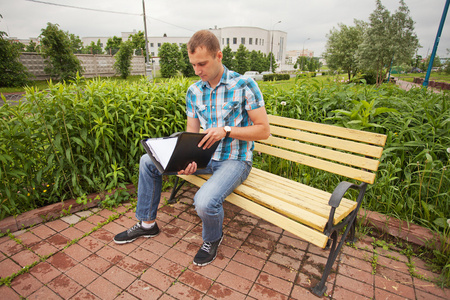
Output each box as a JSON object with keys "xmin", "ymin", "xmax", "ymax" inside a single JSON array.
[{"xmin": 135, "ymin": 154, "xmax": 252, "ymax": 242}]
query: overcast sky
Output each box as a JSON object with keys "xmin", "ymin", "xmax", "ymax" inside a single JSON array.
[{"xmin": 1, "ymin": 0, "xmax": 449, "ymax": 58}]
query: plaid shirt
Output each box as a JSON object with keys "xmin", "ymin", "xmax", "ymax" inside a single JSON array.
[{"xmin": 186, "ymin": 66, "xmax": 265, "ymax": 162}]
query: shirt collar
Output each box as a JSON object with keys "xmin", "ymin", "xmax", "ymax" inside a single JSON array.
[{"xmin": 201, "ymin": 65, "xmax": 230, "ymax": 89}]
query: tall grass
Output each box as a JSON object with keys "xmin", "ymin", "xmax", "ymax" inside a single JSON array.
[
  {"xmin": 1, "ymin": 76, "xmax": 449, "ymax": 234},
  {"xmin": 0, "ymin": 75, "xmax": 189, "ymax": 218}
]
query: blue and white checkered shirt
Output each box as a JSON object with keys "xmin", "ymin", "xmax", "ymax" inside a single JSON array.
[{"xmin": 186, "ymin": 66, "xmax": 265, "ymax": 162}]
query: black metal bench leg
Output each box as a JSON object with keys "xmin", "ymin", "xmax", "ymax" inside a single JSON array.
[
  {"xmin": 312, "ymin": 213, "xmax": 358, "ymax": 297},
  {"xmin": 347, "ymin": 219, "xmax": 357, "ymax": 245},
  {"xmin": 312, "ymin": 231, "xmax": 338, "ymax": 297},
  {"xmin": 167, "ymin": 177, "xmax": 186, "ymax": 204}
]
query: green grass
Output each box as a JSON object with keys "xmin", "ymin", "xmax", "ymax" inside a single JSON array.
[{"xmin": 396, "ymin": 72, "xmax": 450, "ymax": 83}]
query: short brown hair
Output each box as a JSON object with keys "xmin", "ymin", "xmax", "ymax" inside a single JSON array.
[{"xmin": 187, "ymin": 30, "xmax": 220, "ymax": 57}]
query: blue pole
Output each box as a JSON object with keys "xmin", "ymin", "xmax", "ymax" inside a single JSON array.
[{"xmin": 423, "ymin": 0, "xmax": 449, "ymax": 88}]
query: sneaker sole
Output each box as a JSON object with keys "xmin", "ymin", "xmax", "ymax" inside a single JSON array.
[
  {"xmin": 113, "ymin": 232, "xmax": 159, "ymax": 244},
  {"xmin": 193, "ymin": 234, "xmax": 224, "ymax": 266}
]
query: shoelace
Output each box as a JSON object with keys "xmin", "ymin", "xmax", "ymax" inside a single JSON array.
[
  {"xmin": 127, "ymin": 222, "xmax": 141, "ymax": 234},
  {"xmin": 200, "ymin": 242, "xmax": 212, "ymax": 253}
]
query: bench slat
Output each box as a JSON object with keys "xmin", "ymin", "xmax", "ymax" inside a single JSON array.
[
  {"xmin": 268, "ymin": 115, "xmax": 387, "ymax": 147},
  {"xmin": 245, "ymin": 169, "xmax": 357, "ymax": 224},
  {"xmin": 254, "ymin": 143, "xmax": 377, "ymax": 184},
  {"xmin": 259, "ymin": 134, "xmax": 380, "ymax": 170},
  {"xmin": 196, "ymin": 174, "xmax": 328, "ymax": 231},
  {"xmin": 267, "ymin": 125, "xmax": 384, "ymax": 159},
  {"xmin": 178, "ymin": 174, "xmax": 329, "ymax": 248}
]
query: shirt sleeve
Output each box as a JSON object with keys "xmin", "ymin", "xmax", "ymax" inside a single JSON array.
[
  {"xmin": 185, "ymin": 87, "xmax": 198, "ymax": 118},
  {"xmin": 244, "ymin": 78, "xmax": 265, "ymax": 111}
]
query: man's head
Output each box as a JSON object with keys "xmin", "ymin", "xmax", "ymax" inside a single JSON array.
[
  {"xmin": 187, "ymin": 30, "xmax": 224, "ymax": 88},
  {"xmin": 187, "ymin": 30, "xmax": 221, "ymax": 58}
]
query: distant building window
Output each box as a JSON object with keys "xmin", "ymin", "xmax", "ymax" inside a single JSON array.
[
  {"xmin": 241, "ymin": 37, "xmax": 245, "ymax": 44},
  {"xmin": 158, "ymin": 43, "xmax": 161, "ymax": 47},
  {"xmin": 233, "ymin": 37, "xmax": 237, "ymax": 44},
  {"xmin": 150, "ymin": 43, "xmax": 154, "ymax": 47},
  {"xmin": 255, "ymin": 38, "xmax": 258, "ymax": 45},
  {"xmin": 226, "ymin": 38, "xmax": 230, "ymax": 45},
  {"xmin": 262, "ymin": 39, "xmax": 264, "ymax": 46},
  {"xmin": 249, "ymin": 38, "xmax": 252, "ymax": 45}
]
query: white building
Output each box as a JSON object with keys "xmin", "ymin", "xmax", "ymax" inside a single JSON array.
[
  {"xmin": 208, "ymin": 26, "xmax": 287, "ymax": 71},
  {"xmin": 83, "ymin": 26, "xmax": 288, "ymax": 72}
]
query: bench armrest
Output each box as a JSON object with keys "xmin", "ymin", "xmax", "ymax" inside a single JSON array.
[
  {"xmin": 328, "ymin": 181, "xmax": 362, "ymax": 208},
  {"xmin": 325, "ymin": 181, "xmax": 367, "ymax": 235}
]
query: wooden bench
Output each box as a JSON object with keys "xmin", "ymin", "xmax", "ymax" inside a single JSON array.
[{"xmin": 169, "ymin": 114, "xmax": 386, "ymax": 297}]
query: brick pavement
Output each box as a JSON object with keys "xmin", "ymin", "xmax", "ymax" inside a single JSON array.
[{"xmin": 0, "ymin": 186, "xmax": 449, "ymax": 299}]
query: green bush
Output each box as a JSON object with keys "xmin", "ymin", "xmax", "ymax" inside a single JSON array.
[
  {"xmin": 0, "ymin": 76, "xmax": 189, "ymax": 219},
  {"xmin": 1, "ymin": 76, "xmax": 449, "ymax": 235},
  {"xmin": 0, "ymin": 32, "xmax": 30, "ymax": 87},
  {"xmin": 263, "ymin": 73, "xmax": 290, "ymax": 81},
  {"xmin": 114, "ymin": 41, "xmax": 134, "ymax": 79}
]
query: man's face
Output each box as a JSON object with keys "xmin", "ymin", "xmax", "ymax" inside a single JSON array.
[{"xmin": 188, "ymin": 46, "xmax": 223, "ymax": 85}]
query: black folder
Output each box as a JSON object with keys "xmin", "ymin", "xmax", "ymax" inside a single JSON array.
[{"xmin": 141, "ymin": 132, "xmax": 220, "ymax": 174}]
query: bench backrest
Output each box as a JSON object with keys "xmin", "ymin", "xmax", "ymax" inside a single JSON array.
[{"xmin": 254, "ymin": 115, "xmax": 387, "ymax": 184}]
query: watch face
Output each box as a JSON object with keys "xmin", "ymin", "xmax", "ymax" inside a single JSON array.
[{"xmin": 225, "ymin": 126, "xmax": 231, "ymax": 132}]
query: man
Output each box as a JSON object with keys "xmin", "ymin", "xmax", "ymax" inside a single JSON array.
[{"xmin": 114, "ymin": 30, "xmax": 270, "ymax": 266}]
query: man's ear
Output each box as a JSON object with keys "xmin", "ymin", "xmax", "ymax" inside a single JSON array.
[{"xmin": 216, "ymin": 51, "xmax": 223, "ymax": 61}]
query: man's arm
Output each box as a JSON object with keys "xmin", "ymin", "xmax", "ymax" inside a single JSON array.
[
  {"xmin": 186, "ymin": 116, "xmax": 201, "ymax": 133},
  {"xmin": 200, "ymin": 106, "xmax": 270, "ymax": 149}
]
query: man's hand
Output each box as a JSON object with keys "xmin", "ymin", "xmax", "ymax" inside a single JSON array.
[
  {"xmin": 177, "ymin": 162, "xmax": 197, "ymax": 175},
  {"xmin": 198, "ymin": 127, "xmax": 226, "ymax": 149}
]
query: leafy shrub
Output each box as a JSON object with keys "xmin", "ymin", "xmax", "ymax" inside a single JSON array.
[
  {"xmin": 0, "ymin": 75, "xmax": 190, "ymax": 219},
  {"xmin": 114, "ymin": 41, "xmax": 134, "ymax": 79},
  {"xmin": 39, "ymin": 23, "xmax": 82, "ymax": 81},
  {"xmin": 263, "ymin": 73, "xmax": 290, "ymax": 81},
  {"xmin": 0, "ymin": 32, "xmax": 30, "ymax": 87}
]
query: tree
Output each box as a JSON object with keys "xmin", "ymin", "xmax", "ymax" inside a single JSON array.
[
  {"xmin": 249, "ymin": 50, "xmax": 268, "ymax": 73},
  {"xmin": 83, "ymin": 39, "xmax": 103, "ymax": 54},
  {"xmin": 105, "ymin": 36, "xmax": 122, "ymax": 55},
  {"xmin": 222, "ymin": 45, "xmax": 234, "ymax": 70},
  {"xmin": 114, "ymin": 41, "xmax": 133, "ymax": 79},
  {"xmin": 68, "ymin": 33, "xmax": 82, "ymax": 53},
  {"xmin": 159, "ymin": 42, "xmax": 181, "ymax": 78},
  {"xmin": 39, "ymin": 23, "xmax": 82, "ymax": 80},
  {"xmin": 129, "ymin": 31, "xmax": 146, "ymax": 60},
  {"xmin": 268, "ymin": 52, "xmax": 278, "ymax": 73},
  {"xmin": 179, "ymin": 44, "xmax": 195, "ymax": 77},
  {"xmin": 323, "ymin": 20, "xmax": 366, "ymax": 80},
  {"xmin": 25, "ymin": 40, "xmax": 37, "ymax": 52},
  {"xmin": 357, "ymin": 0, "xmax": 419, "ymax": 85},
  {"xmin": 0, "ymin": 31, "xmax": 30, "ymax": 87},
  {"xmin": 444, "ymin": 49, "xmax": 450, "ymax": 74},
  {"xmin": 234, "ymin": 44, "xmax": 249, "ymax": 74}
]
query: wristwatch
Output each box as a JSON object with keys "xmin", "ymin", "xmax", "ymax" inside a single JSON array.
[{"xmin": 223, "ymin": 126, "xmax": 231, "ymax": 138}]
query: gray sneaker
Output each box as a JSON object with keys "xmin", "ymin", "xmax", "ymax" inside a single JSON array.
[
  {"xmin": 113, "ymin": 222, "xmax": 159, "ymax": 244},
  {"xmin": 193, "ymin": 234, "xmax": 223, "ymax": 266}
]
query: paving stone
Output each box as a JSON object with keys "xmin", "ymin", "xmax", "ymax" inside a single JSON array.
[
  {"xmin": 60, "ymin": 214, "xmax": 81, "ymax": 225},
  {"xmin": 0, "ymin": 258, "xmax": 22, "ymax": 278},
  {"xmin": 75, "ymin": 210, "xmax": 94, "ymax": 218},
  {"xmin": 5, "ymin": 190, "xmax": 449, "ymax": 300}
]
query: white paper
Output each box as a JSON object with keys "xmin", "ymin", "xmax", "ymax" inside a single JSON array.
[{"xmin": 146, "ymin": 137, "xmax": 178, "ymax": 169}]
